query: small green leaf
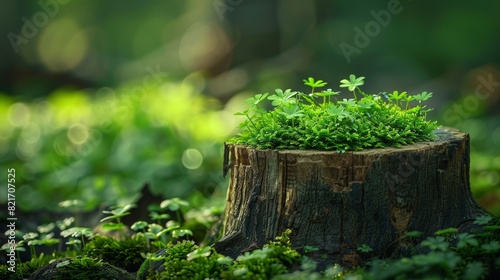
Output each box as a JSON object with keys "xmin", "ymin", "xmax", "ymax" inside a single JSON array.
[
  {"xmin": 474, "ymin": 215, "xmax": 493, "ymax": 225},
  {"xmin": 131, "ymin": 221, "xmax": 148, "ymax": 232},
  {"xmin": 357, "ymin": 244, "xmax": 373, "ymax": 253},
  {"xmin": 99, "ymin": 212, "xmax": 130, "ymax": 223},
  {"xmin": 160, "ymin": 198, "xmax": 189, "ymax": 211},
  {"xmin": 268, "ymin": 89, "xmax": 297, "ymax": 107},
  {"xmin": 60, "ymin": 227, "xmax": 93, "ymax": 238},
  {"xmin": 388, "ymin": 91, "xmax": 407, "ymax": 102},
  {"xmin": 325, "ymin": 104, "xmax": 344, "ymax": 115},
  {"xmin": 149, "ymin": 212, "xmax": 170, "ymax": 221},
  {"xmin": 101, "ymin": 223, "xmax": 125, "ymax": 231},
  {"xmin": 148, "ymin": 223, "xmax": 164, "ymax": 234},
  {"xmin": 462, "ymin": 262, "xmax": 485, "ymax": 280},
  {"xmin": 421, "ymin": 236, "xmax": 449, "ymax": 251},
  {"xmin": 457, "ymin": 233, "xmax": 479, "ymax": 248},
  {"xmin": 58, "ymin": 199, "xmax": 84, "ymax": 209},
  {"xmin": 279, "ymin": 105, "xmax": 304, "ymax": 119},
  {"xmin": 304, "ymin": 245, "xmax": 319, "ymax": 253},
  {"xmin": 435, "ymin": 227, "xmax": 458, "ymax": 236},
  {"xmin": 102, "ymin": 204, "xmax": 136, "ymax": 216},
  {"xmin": 187, "ymin": 246, "xmax": 212, "ymax": 261},
  {"xmin": 217, "ymin": 256, "xmax": 234, "ymax": 265},
  {"xmin": 314, "ymin": 89, "xmax": 339, "ymax": 97},
  {"xmin": 56, "ymin": 260, "xmax": 71, "ymax": 268},
  {"xmin": 339, "ymin": 74, "xmax": 365, "ymax": 92},
  {"xmin": 37, "ymin": 223, "xmax": 55, "ymax": 234},
  {"xmin": 481, "ymin": 241, "xmax": 500, "ymax": 253},
  {"xmin": 23, "ymin": 232, "xmax": 39, "ymax": 241},
  {"xmin": 484, "ymin": 225, "xmax": 500, "ymax": 231},
  {"xmin": 233, "ymin": 266, "xmax": 249, "ymax": 277},
  {"xmin": 65, "ymin": 239, "xmax": 81, "ymax": 246},
  {"xmin": 243, "ymin": 93, "xmax": 269, "ymax": 106},
  {"xmin": 357, "ymin": 99, "xmax": 373, "ymax": 109},
  {"xmin": 300, "ymin": 255, "xmax": 317, "ymax": 271},
  {"xmin": 38, "ymin": 238, "xmax": 60, "ymax": 246},
  {"xmin": 171, "ymin": 229, "xmax": 193, "ymax": 238},
  {"xmin": 338, "ymin": 98, "xmax": 356, "ymax": 107},
  {"xmin": 27, "ymin": 240, "xmax": 43, "ymax": 246},
  {"xmin": 303, "ymin": 77, "xmax": 328, "ymax": 89},
  {"xmin": 405, "ymin": 231, "xmax": 423, "ymax": 238},
  {"xmin": 413, "ymin": 91, "xmax": 433, "ymax": 102}
]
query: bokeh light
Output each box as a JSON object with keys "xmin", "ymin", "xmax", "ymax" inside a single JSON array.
[
  {"xmin": 67, "ymin": 123, "xmax": 89, "ymax": 145},
  {"xmin": 37, "ymin": 18, "xmax": 88, "ymax": 71},
  {"xmin": 182, "ymin": 148, "xmax": 203, "ymax": 170},
  {"xmin": 21, "ymin": 122, "xmax": 41, "ymax": 144},
  {"xmin": 8, "ymin": 103, "xmax": 30, "ymax": 127}
]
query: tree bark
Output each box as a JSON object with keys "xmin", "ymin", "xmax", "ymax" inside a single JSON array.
[{"xmin": 214, "ymin": 128, "xmax": 488, "ymax": 268}]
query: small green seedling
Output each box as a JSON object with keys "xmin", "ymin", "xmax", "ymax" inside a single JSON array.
[
  {"xmin": 160, "ymin": 198, "xmax": 189, "ymax": 223},
  {"xmin": 186, "ymin": 246, "xmax": 212, "ymax": 261},
  {"xmin": 421, "ymin": 236, "xmax": 449, "ymax": 251},
  {"xmin": 100, "ymin": 203, "xmax": 136, "ymax": 239},
  {"xmin": 304, "ymin": 245, "xmax": 319, "ymax": 253},
  {"xmin": 60, "ymin": 227, "xmax": 93, "ymax": 252},
  {"xmin": 357, "ymin": 244, "xmax": 374, "ymax": 253}
]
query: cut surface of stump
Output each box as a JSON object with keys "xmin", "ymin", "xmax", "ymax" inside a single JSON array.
[{"xmin": 214, "ymin": 128, "xmax": 488, "ymax": 268}]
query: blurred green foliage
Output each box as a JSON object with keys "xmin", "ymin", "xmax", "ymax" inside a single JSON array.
[
  {"xmin": 451, "ymin": 117, "xmax": 500, "ymax": 215},
  {"xmin": 0, "ymin": 78, "xmax": 235, "ymax": 211},
  {"xmin": 0, "ymin": 0, "xmax": 498, "ymax": 216}
]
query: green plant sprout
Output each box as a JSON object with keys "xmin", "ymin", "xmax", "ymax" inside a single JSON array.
[
  {"xmin": 435, "ymin": 227, "xmax": 459, "ymax": 236},
  {"xmin": 131, "ymin": 221, "xmax": 153, "ymax": 250},
  {"xmin": 186, "ymin": 246, "xmax": 212, "ymax": 261},
  {"xmin": 149, "ymin": 210, "xmax": 171, "ymax": 225},
  {"xmin": 100, "ymin": 204, "xmax": 136, "ymax": 239},
  {"xmin": 61, "ymin": 227, "xmax": 93, "ymax": 252},
  {"xmin": 20, "ymin": 231, "xmax": 60, "ymax": 260},
  {"xmin": 234, "ymin": 93, "xmax": 268, "ymax": 131},
  {"xmin": 0, "ymin": 241, "xmax": 26, "ymax": 265},
  {"xmin": 23, "ymin": 232, "xmax": 39, "ymax": 258},
  {"xmin": 339, "ymin": 74, "xmax": 365, "ymax": 100},
  {"xmin": 229, "ymin": 74, "xmax": 439, "ymax": 151},
  {"xmin": 160, "ymin": 198, "xmax": 189, "ymax": 223},
  {"xmin": 160, "ymin": 220, "xmax": 193, "ymax": 240},
  {"xmin": 357, "ymin": 244, "xmax": 374, "ymax": 253},
  {"xmin": 304, "ymin": 245, "xmax": 319, "ymax": 253},
  {"xmin": 421, "ymin": 236, "xmax": 450, "ymax": 251}
]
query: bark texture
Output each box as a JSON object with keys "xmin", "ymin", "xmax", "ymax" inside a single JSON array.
[{"xmin": 214, "ymin": 128, "xmax": 488, "ymax": 268}]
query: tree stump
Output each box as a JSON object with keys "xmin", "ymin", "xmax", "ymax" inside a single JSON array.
[{"xmin": 214, "ymin": 128, "xmax": 488, "ymax": 268}]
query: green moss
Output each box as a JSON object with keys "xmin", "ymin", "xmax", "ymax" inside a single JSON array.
[
  {"xmin": 229, "ymin": 76, "xmax": 438, "ymax": 151},
  {"xmin": 29, "ymin": 256, "xmax": 134, "ymax": 280},
  {"xmin": 83, "ymin": 235, "xmax": 155, "ymax": 272},
  {"xmin": 138, "ymin": 240, "xmax": 224, "ymax": 280},
  {"xmin": 0, "ymin": 253, "xmax": 69, "ymax": 280},
  {"xmin": 220, "ymin": 229, "xmax": 302, "ymax": 279},
  {"xmin": 138, "ymin": 230, "xmax": 302, "ymax": 280}
]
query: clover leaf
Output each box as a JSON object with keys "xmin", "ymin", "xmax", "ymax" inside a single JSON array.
[
  {"xmin": 243, "ymin": 92, "xmax": 269, "ymax": 106},
  {"xmin": 268, "ymin": 88, "xmax": 297, "ymax": 107},
  {"xmin": 303, "ymin": 77, "xmax": 327, "ymax": 94},
  {"xmin": 339, "ymin": 74, "xmax": 365, "ymax": 92},
  {"xmin": 280, "ymin": 105, "xmax": 304, "ymax": 119}
]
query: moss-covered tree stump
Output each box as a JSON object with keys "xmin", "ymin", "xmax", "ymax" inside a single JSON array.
[
  {"xmin": 214, "ymin": 128, "xmax": 488, "ymax": 268},
  {"xmin": 29, "ymin": 257, "xmax": 134, "ymax": 280}
]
